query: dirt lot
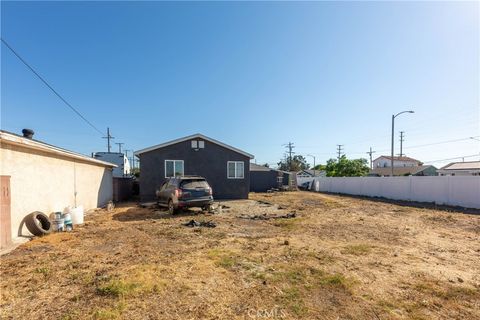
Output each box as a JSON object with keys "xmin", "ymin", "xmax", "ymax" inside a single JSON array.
[{"xmin": 1, "ymin": 191, "xmax": 479, "ymax": 320}]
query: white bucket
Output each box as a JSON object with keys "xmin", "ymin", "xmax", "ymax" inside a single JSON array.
[{"xmin": 70, "ymin": 206, "xmax": 84, "ymax": 225}]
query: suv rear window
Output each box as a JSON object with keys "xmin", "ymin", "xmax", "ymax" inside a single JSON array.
[{"xmin": 180, "ymin": 180, "xmax": 209, "ymax": 189}]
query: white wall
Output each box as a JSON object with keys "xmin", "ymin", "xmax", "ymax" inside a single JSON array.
[
  {"xmin": 1, "ymin": 144, "xmax": 113, "ymax": 238},
  {"xmin": 297, "ymin": 176, "xmax": 315, "ymax": 187},
  {"xmin": 373, "ymin": 158, "xmax": 418, "ymax": 168},
  {"xmin": 311, "ymin": 176, "xmax": 480, "ymax": 209}
]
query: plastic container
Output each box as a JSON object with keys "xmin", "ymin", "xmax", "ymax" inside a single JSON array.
[
  {"xmin": 54, "ymin": 218, "xmax": 65, "ymax": 232},
  {"xmin": 70, "ymin": 206, "xmax": 84, "ymax": 225}
]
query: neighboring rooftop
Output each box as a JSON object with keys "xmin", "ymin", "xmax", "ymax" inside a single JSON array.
[
  {"xmin": 439, "ymin": 161, "xmax": 480, "ymax": 171},
  {"xmin": 134, "ymin": 133, "xmax": 254, "ymax": 159},
  {"xmin": 369, "ymin": 165, "xmax": 437, "ymax": 176},
  {"xmin": 0, "ymin": 130, "xmax": 117, "ymax": 168},
  {"xmin": 374, "ymin": 155, "xmax": 422, "ymax": 163}
]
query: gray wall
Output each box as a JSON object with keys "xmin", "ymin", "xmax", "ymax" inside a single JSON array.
[
  {"xmin": 250, "ymin": 170, "xmax": 280, "ymax": 192},
  {"xmin": 139, "ymin": 140, "xmax": 250, "ymax": 201}
]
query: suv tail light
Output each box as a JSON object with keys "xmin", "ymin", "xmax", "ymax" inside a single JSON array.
[
  {"xmin": 207, "ymin": 187, "xmax": 212, "ymax": 195},
  {"xmin": 175, "ymin": 188, "xmax": 183, "ymax": 198}
]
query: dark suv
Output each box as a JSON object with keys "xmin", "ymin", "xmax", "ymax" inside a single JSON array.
[{"xmin": 156, "ymin": 176, "xmax": 214, "ymax": 214}]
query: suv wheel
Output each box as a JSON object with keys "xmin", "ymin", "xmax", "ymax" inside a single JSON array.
[{"xmin": 168, "ymin": 200, "xmax": 176, "ymax": 215}]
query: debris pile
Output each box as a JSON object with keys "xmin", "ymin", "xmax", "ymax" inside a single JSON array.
[
  {"xmin": 183, "ymin": 220, "xmax": 217, "ymax": 228},
  {"xmin": 237, "ymin": 212, "xmax": 296, "ymax": 220}
]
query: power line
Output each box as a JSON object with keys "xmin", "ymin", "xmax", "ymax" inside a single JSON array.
[
  {"xmin": 1, "ymin": 38, "xmax": 104, "ymax": 136},
  {"xmin": 423, "ymin": 154, "xmax": 480, "ymax": 164}
]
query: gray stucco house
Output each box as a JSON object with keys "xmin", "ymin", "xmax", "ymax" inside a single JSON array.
[
  {"xmin": 135, "ymin": 134, "xmax": 254, "ymax": 201},
  {"xmin": 250, "ymin": 163, "xmax": 294, "ymax": 192}
]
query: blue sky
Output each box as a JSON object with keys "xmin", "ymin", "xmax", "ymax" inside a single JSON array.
[{"xmin": 1, "ymin": 1, "xmax": 479, "ymax": 168}]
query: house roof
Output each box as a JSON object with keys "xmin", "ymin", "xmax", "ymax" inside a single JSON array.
[
  {"xmin": 373, "ymin": 155, "xmax": 421, "ymax": 163},
  {"xmin": 0, "ymin": 130, "xmax": 117, "ymax": 168},
  {"xmin": 369, "ymin": 165, "xmax": 436, "ymax": 176},
  {"xmin": 439, "ymin": 161, "xmax": 480, "ymax": 171},
  {"xmin": 134, "ymin": 133, "xmax": 254, "ymax": 159},
  {"xmin": 297, "ymin": 169, "xmax": 324, "ymax": 176},
  {"xmin": 250, "ymin": 163, "xmax": 273, "ymax": 172}
]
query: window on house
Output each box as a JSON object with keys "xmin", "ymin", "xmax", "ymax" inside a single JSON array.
[
  {"xmin": 198, "ymin": 140, "xmax": 205, "ymax": 148},
  {"xmin": 191, "ymin": 140, "xmax": 198, "ymax": 148},
  {"xmin": 165, "ymin": 160, "xmax": 184, "ymax": 178},
  {"xmin": 227, "ymin": 161, "xmax": 244, "ymax": 179}
]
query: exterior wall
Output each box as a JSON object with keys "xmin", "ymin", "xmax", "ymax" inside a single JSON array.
[
  {"xmin": 311, "ymin": 176, "xmax": 480, "ymax": 209},
  {"xmin": 373, "ymin": 158, "xmax": 419, "ymax": 168},
  {"xmin": 438, "ymin": 170, "xmax": 480, "ymax": 176},
  {"xmin": 113, "ymin": 177, "xmax": 133, "ymax": 201},
  {"xmin": 1, "ymin": 143, "xmax": 113, "ymax": 238},
  {"xmin": 139, "ymin": 140, "xmax": 250, "ymax": 201},
  {"xmin": 250, "ymin": 170, "xmax": 280, "ymax": 192},
  {"xmin": 94, "ymin": 152, "xmax": 130, "ymax": 177}
]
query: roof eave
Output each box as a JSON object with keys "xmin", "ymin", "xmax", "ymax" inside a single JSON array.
[{"xmin": 134, "ymin": 133, "xmax": 254, "ymax": 159}]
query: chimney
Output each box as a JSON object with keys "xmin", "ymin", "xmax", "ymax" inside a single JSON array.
[{"xmin": 22, "ymin": 128, "xmax": 34, "ymax": 139}]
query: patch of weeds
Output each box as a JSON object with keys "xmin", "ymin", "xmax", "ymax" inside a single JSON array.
[
  {"xmin": 414, "ymin": 280, "xmax": 478, "ymax": 300},
  {"xmin": 317, "ymin": 274, "xmax": 348, "ymax": 288},
  {"xmin": 92, "ymin": 303, "xmax": 126, "ymax": 320},
  {"xmin": 341, "ymin": 244, "xmax": 372, "ymax": 256},
  {"xmin": 272, "ymin": 218, "xmax": 300, "ymax": 230},
  {"xmin": 306, "ymin": 250, "xmax": 335, "ymax": 264},
  {"xmin": 96, "ymin": 280, "xmax": 139, "ymax": 297},
  {"xmin": 34, "ymin": 267, "xmax": 50, "ymax": 278},
  {"xmin": 279, "ymin": 287, "xmax": 307, "ymax": 316},
  {"xmin": 208, "ymin": 249, "xmax": 241, "ymax": 269}
]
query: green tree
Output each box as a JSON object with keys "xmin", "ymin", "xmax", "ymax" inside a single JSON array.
[
  {"xmin": 277, "ymin": 155, "xmax": 309, "ymax": 171},
  {"xmin": 325, "ymin": 156, "xmax": 369, "ymax": 177},
  {"xmin": 313, "ymin": 164, "xmax": 326, "ymax": 171}
]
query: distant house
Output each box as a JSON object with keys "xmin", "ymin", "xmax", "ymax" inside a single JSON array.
[
  {"xmin": 94, "ymin": 152, "xmax": 131, "ymax": 177},
  {"xmin": 373, "ymin": 156, "xmax": 422, "ymax": 168},
  {"xmin": 296, "ymin": 169, "xmax": 326, "ymax": 178},
  {"xmin": 135, "ymin": 134, "xmax": 254, "ymax": 201},
  {"xmin": 369, "ymin": 165, "xmax": 437, "ymax": 177},
  {"xmin": 250, "ymin": 163, "xmax": 293, "ymax": 192},
  {"xmin": 437, "ymin": 161, "xmax": 480, "ymax": 176},
  {"xmin": 0, "ymin": 130, "xmax": 115, "ymax": 248}
]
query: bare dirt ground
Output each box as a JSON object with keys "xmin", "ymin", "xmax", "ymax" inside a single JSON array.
[{"xmin": 1, "ymin": 191, "xmax": 479, "ymax": 320}]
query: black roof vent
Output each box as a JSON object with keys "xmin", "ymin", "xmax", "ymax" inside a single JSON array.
[{"xmin": 22, "ymin": 128, "xmax": 34, "ymax": 139}]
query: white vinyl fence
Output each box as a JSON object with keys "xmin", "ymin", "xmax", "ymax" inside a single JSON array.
[{"xmin": 310, "ymin": 176, "xmax": 480, "ymax": 209}]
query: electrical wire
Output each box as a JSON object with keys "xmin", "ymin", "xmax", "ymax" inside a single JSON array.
[{"xmin": 1, "ymin": 38, "xmax": 104, "ymax": 136}]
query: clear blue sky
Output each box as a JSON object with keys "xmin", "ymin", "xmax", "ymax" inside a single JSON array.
[{"xmin": 1, "ymin": 1, "xmax": 479, "ymax": 168}]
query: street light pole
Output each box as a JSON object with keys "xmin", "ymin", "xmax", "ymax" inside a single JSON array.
[
  {"xmin": 307, "ymin": 154, "xmax": 316, "ymax": 177},
  {"xmin": 391, "ymin": 110, "xmax": 415, "ymax": 176}
]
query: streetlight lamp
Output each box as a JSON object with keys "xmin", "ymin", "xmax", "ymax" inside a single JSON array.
[
  {"xmin": 307, "ymin": 154, "xmax": 316, "ymax": 177},
  {"xmin": 391, "ymin": 110, "xmax": 414, "ymax": 176}
]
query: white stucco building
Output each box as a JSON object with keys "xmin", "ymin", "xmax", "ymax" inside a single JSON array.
[
  {"xmin": 93, "ymin": 152, "xmax": 131, "ymax": 177},
  {"xmin": 0, "ymin": 130, "xmax": 116, "ymax": 248},
  {"xmin": 438, "ymin": 161, "xmax": 480, "ymax": 176},
  {"xmin": 373, "ymin": 156, "xmax": 422, "ymax": 168}
]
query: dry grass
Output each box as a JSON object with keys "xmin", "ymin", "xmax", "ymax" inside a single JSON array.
[{"xmin": 1, "ymin": 191, "xmax": 479, "ymax": 319}]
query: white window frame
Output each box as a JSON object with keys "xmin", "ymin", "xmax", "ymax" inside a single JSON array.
[
  {"xmin": 227, "ymin": 161, "xmax": 244, "ymax": 179},
  {"xmin": 165, "ymin": 160, "xmax": 184, "ymax": 178}
]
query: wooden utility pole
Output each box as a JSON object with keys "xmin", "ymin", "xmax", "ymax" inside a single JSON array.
[
  {"xmin": 284, "ymin": 142, "xmax": 295, "ymax": 171},
  {"xmin": 399, "ymin": 131, "xmax": 405, "ymax": 157},
  {"xmin": 367, "ymin": 147, "xmax": 376, "ymax": 170},
  {"xmin": 115, "ymin": 142, "xmax": 124, "ymax": 153},
  {"xmin": 102, "ymin": 127, "xmax": 114, "ymax": 153},
  {"xmin": 336, "ymin": 144, "xmax": 344, "ymax": 160}
]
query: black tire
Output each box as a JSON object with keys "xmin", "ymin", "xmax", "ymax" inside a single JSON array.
[
  {"xmin": 25, "ymin": 211, "xmax": 52, "ymax": 236},
  {"xmin": 168, "ymin": 200, "xmax": 177, "ymax": 215}
]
